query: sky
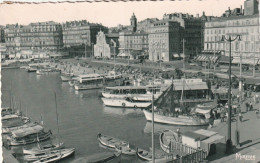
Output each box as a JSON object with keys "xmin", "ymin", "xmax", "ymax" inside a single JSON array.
[{"xmin": 0, "ymin": 0, "xmax": 247, "ymax": 27}]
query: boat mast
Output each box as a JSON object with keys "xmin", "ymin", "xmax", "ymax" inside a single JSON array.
[
  {"xmin": 152, "ymin": 87, "xmax": 155, "ymax": 163},
  {"xmin": 54, "ymin": 92, "xmax": 61, "ymax": 151},
  {"xmin": 170, "ymin": 78, "xmax": 175, "ymax": 114}
]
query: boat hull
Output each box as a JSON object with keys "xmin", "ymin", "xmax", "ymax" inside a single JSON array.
[
  {"xmin": 101, "ymin": 98, "xmax": 151, "ymax": 108},
  {"xmin": 23, "ymin": 142, "xmax": 64, "ymax": 155},
  {"xmin": 143, "ymin": 110, "xmax": 209, "ymax": 126},
  {"xmin": 74, "ymin": 84, "xmax": 103, "ymax": 91},
  {"xmin": 32, "ymin": 148, "xmax": 75, "ymax": 163},
  {"xmin": 102, "ymin": 92, "xmax": 160, "ymax": 102}
]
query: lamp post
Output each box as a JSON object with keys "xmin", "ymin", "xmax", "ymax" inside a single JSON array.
[
  {"xmin": 221, "ymin": 35, "xmax": 241, "ymax": 154},
  {"xmin": 92, "ymin": 43, "xmax": 94, "ymax": 61}
]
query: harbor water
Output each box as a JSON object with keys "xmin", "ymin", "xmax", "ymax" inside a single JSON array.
[{"xmin": 1, "ymin": 69, "xmax": 206, "ymax": 162}]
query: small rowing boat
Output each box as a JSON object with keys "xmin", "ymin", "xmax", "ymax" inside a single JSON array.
[
  {"xmin": 97, "ymin": 133, "xmax": 135, "ymax": 155},
  {"xmin": 136, "ymin": 148, "xmax": 176, "ymax": 162},
  {"xmin": 32, "ymin": 148, "xmax": 75, "ymax": 163},
  {"xmin": 23, "ymin": 142, "xmax": 64, "ymax": 155}
]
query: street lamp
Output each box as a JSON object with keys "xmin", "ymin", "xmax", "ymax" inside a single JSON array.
[{"xmin": 221, "ymin": 34, "xmax": 241, "ymax": 154}]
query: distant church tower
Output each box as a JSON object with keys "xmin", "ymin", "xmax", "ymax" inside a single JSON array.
[{"xmin": 130, "ymin": 13, "xmax": 137, "ymax": 32}]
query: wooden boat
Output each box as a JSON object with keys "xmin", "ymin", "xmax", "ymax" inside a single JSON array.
[
  {"xmin": 159, "ymin": 130, "xmax": 179, "ymax": 153},
  {"xmin": 136, "ymin": 148, "xmax": 176, "ymax": 162},
  {"xmin": 72, "ymin": 152, "xmax": 121, "ymax": 163},
  {"xmin": 32, "ymin": 148, "xmax": 75, "ymax": 163},
  {"xmin": 114, "ymin": 144, "xmax": 136, "ymax": 155},
  {"xmin": 97, "ymin": 133, "xmax": 135, "ymax": 155},
  {"xmin": 69, "ymin": 80, "xmax": 76, "ymax": 87},
  {"xmin": 5, "ymin": 125, "xmax": 52, "ymax": 146},
  {"xmin": 101, "ymin": 97, "xmax": 151, "ymax": 108},
  {"xmin": 143, "ymin": 109, "xmax": 209, "ymax": 126},
  {"xmin": 23, "ymin": 142, "xmax": 64, "ymax": 155}
]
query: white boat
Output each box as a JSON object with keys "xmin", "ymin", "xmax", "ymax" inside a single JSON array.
[
  {"xmin": 74, "ymin": 83, "xmax": 103, "ymax": 91},
  {"xmin": 136, "ymin": 148, "xmax": 176, "ymax": 162},
  {"xmin": 159, "ymin": 130, "xmax": 179, "ymax": 153},
  {"xmin": 20, "ymin": 66, "xmax": 29, "ymax": 69},
  {"xmin": 4, "ymin": 125, "xmax": 52, "ymax": 146},
  {"xmin": 143, "ymin": 109, "xmax": 210, "ymax": 126},
  {"xmin": 36, "ymin": 68, "xmax": 60, "ymax": 75},
  {"xmin": 102, "ymin": 85, "xmax": 162, "ymax": 101},
  {"xmin": 101, "ymin": 97, "xmax": 151, "ymax": 108},
  {"xmin": 27, "ymin": 66, "xmax": 38, "ymax": 72},
  {"xmin": 23, "ymin": 142, "xmax": 64, "ymax": 155},
  {"xmin": 97, "ymin": 133, "xmax": 135, "ymax": 155},
  {"xmin": 74, "ymin": 74, "xmax": 104, "ymax": 83},
  {"xmin": 32, "ymin": 148, "xmax": 75, "ymax": 163},
  {"xmin": 105, "ymin": 71, "xmax": 122, "ymax": 80},
  {"xmin": 69, "ymin": 80, "xmax": 76, "ymax": 87},
  {"xmin": 60, "ymin": 75, "xmax": 72, "ymax": 82}
]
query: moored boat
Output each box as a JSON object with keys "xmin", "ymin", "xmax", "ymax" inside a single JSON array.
[
  {"xmin": 32, "ymin": 148, "xmax": 75, "ymax": 163},
  {"xmin": 159, "ymin": 130, "xmax": 179, "ymax": 153},
  {"xmin": 74, "ymin": 83, "xmax": 103, "ymax": 91},
  {"xmin": 97, "ymin": 133, "xmax": 135, "ymax": 155},
  {"xmin": 23, "ymin": 142, "xmax": 64, "ymax": 155},
  {"xmin": 102, "ymin": 85, "xmax": 162, "ymax": 101},
  {"xmin": 101, "ymin": 97, "xmax": 151, "ymax": 108},
  {"xmin": 60, "ymin": 75, "xmax": 72, "ymax": 82},
  {"xmin": 4, "ymin": 125, "xmax": 52, "ymax": 146},
  {"xmin": 136, "ymin": 148, "xmax": 175, "ymax": 162},
  {"xmin": 143, "ymin": 109, "xmax": 210, "ymax": 126}
]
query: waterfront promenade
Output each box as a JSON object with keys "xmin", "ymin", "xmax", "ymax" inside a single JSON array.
[{"xmin": 208, "ymin": 90, "xmax": 260, "ymax": 162}]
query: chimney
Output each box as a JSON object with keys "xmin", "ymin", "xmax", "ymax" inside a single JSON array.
[
  {"xmin": 196, "ymin": 14, "xmax": 200, "ymax": 18},
  {"xmin": 240, "ymin": 5, "xmax": 243, "ymax": 14}
]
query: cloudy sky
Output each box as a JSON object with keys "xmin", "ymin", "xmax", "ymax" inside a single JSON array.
[{"xmin": 0, "ymin": 0, "xmax": 246, "ymax": 27}]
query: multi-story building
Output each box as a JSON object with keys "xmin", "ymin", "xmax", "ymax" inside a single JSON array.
[
  {"xmin": 62, "ymin": 20, "xmax": 107, "ymax": 48},
  {"xmin": 0, "ymin": 25, "xmax": 5, "ymax": 43},
  {"xmin": 137, "ymin": 18, "xmax": 159, "ymax": 33},
  {"xmin": 4, "ymin": 21, "xmax": 63, "ymax": 54},
  {"xmin": 163, "ymin": 13, "xmax": 204, "ymax": 58},
  {"xmin": 118, "ymin": 31, "xmax": 148, "ymax": 56},
  {"xmin": 148, "ymin": 20, "xmax": 181, "ymax": 62},
  {"xmin": 203, "ymin": 0, "xmax": 259, "ymax": 64},
  {"xmin": 118, "ymin": 13, "xmax": 149, "ymax": 57}
]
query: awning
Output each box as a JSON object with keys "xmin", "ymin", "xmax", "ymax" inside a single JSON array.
[
  {"xmin": 174, "ymin": 82, "xmax": 208, "ymax": 91},
  {"xmin": 195, "ymin": 108, "xmax": 211, "ymax": 114},
  {"xmin": 118, "ymin": 53, "xmax": 131, "ymax": 57},
  {"xmin": 193, "ymin": 129, "xmax": 217, "ymax": 137},
  {"xmin": 218, "ymin": 56, "xmax": 232, "ymax": 63},
  {"xmin": 232, "ymin": 58, "xmax": 259, "ymax": 65}
]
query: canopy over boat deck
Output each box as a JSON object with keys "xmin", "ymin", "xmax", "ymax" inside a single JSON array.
[{"xmin": 12, "ymin": 125, "xmax": 44, "ymax": 138}]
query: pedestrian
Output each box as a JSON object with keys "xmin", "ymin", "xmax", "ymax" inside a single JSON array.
[
  {"xmin": 221, "ymin": 111, "xmax": 225, "ymax": 122},
  {"xmin": 245, "ymin": 102, "xmax": 249, "ymax": 112},
  {"xmin": 226, "ymin": 112, "xmax": 228, "ymax": 122},
  {"xmin": 250, "ymin": 102, "xmax": 253, "ymax": 111},
  {"xmin": 239, "ymin": 112, "xmax": 243, "ymax": 122}
]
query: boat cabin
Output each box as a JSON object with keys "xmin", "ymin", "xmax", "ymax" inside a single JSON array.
[
  {"xmin": 10, "ymin": 125, "xmax": 45, "ymax": 141},
  {"xmin": 76, "ymin": 74, "xmax": 104, "ymax": 83}
]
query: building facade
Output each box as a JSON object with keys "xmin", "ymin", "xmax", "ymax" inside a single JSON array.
[
  {"xmin": 148, "ymin": 20, "xmax": 181, "ymax": 62},
  {"xmin": 4, "ymin": 22, "xmax": 63, "ymax": 54},
  {"xmin": 0, "ymin": 26, "xmax": 5, "ymax": 43},
  {"xmin": 118, "ymin": 31, "xmax": 149, "ymax": 57},
  {"xmin": 163, "ymin": 13, "xmax": 204, "ymax": 58},
  {"xmin": 62, "ymin": 20, "xmax": 107, "ymax": 48},
  {"xmin": 94, "ymin": 31, "xmax": 111, "ymax": 58},
  {"xmin": 204, "ymin": 0, "xmax": 259, "ymax": 63},
  {"xmin": 137, "ymin": 18, "xmax": 159, "ymax": 33}
]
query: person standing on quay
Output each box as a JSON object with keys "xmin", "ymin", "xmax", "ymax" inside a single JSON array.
[{"xmin": 239, "ymin": 111, "xmax": 243, "ymax": 122}]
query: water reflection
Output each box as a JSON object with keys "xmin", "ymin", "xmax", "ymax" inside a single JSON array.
[
  {"xmin": 102, "ymin": 106, "xmax": 144, "ymax": 117},
  {"xmin": 143, "ymin": 122, "xmax": 208, "ymax": 134}
]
